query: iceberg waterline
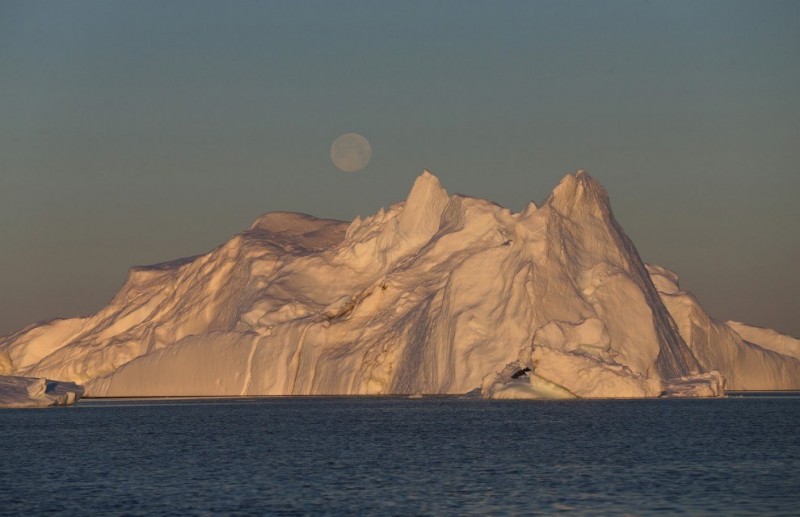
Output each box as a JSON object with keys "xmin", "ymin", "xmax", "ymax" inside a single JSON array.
[{"xmin": 1, "ymin": 170, "xmax": 797, "ymax": 399}]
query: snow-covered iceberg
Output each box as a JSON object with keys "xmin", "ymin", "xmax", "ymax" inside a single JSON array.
[
  {"xmin": 0, "ymin": 375, "xmax": 83, "ymax": 408},
  {"xmin": 0, "ymin": 170, "xmax": 797, "ymax": 398}
]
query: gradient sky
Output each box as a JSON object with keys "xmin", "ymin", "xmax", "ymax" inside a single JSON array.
[{"xmin": 1, "ymin": 0, "xmax": 798, "ymax": 337}]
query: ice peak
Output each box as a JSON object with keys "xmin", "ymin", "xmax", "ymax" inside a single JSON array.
[
  {"xmin": 547, "ymin": 169, "xmax": 611, "ymax": 218},
  {"xmin": 408, "ymin": 169, "xmax": 444, "ymax": 195},
  {"xmin": 404, "ymin": 170, "xmax": 448, "ymax": 209},
  {"xmin": 398, "ymin": 170, "xmax": 450, "ymax": 238}
]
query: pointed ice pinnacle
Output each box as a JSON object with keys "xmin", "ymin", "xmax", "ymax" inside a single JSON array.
[
  {"xmin": 398, "ymin": 170, "xmax": 450, "ymax": 238},
  {"xmin": 547, "ymin": 169, "xmax": 612, "ymax": 219}
]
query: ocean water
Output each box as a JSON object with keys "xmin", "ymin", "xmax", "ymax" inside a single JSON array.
[{"xmin": 1, "ymin": 395, "xmax": 799, "ymax": 515}]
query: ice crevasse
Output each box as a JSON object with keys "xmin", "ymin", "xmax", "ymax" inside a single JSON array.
[{"xmin": 1, "ymin": 170, "xmax": 798, "ymax": 399}]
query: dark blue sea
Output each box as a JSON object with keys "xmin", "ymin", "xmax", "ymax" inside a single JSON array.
[{"xmin": 2, "ymin": 395, "xmax": 799, "ymax": 515}]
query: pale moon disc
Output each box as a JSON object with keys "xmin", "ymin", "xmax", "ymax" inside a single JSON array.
[{"xmin": 330, "ymin": 133, "xmax": 371, "ymax": 172}]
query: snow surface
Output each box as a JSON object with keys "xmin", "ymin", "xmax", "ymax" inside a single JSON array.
[
  {"xmin": 1, "ymin": 170, "xmax": 797, "ymax": 398},
  {"xmin": 0, "ymin": 375, "xmax": 83, "ymax": 408}
]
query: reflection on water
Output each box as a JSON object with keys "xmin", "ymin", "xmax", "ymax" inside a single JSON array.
[{"xmin": 2, "ymin": 395, "xmax": 799, "ymax": 515}]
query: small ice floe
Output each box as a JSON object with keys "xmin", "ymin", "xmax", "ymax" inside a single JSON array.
[
  {"xmin": 661, "ymin": 371, "xmax": 726, "ymax": 398},
  {"xmin": 0, "ymin": 375, "xmax": 84, "ymax": 408}
]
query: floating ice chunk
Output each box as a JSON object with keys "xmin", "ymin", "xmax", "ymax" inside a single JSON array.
[
  {"xmin": 529, "ymin": 347, "xmax": 663, "ymax": 399},
  {"xmin": 661, "ymin": 371, "xmax": 725, "ymax": 398},
  {"xmin": 0, "ymin": 375, "xmax": 84, "ymax": 408}
]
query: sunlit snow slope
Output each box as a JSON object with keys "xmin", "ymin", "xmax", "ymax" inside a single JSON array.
[{"xmin": 1, "ymin": 171, "xmax": 797, "ymax": 397}]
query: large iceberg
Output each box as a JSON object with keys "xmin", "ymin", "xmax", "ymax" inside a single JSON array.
[{"xmin": 0, "ymin": 170, "xmax": 797, "ymax": 398}]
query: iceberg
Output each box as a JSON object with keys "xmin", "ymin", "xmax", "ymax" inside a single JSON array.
[{"xmin": 1, "ymin": 170, "xmax": 797, "ymax": 398}]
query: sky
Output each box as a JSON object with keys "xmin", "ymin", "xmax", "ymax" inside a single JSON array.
[{"xmin": 1, "ymin": 0, "xmax": 798, "ymax": 337}]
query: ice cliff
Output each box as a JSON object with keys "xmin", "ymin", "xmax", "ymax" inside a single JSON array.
[{"xmin": 1, "ymin": 170, "xmax": 797, "ymax": 398}]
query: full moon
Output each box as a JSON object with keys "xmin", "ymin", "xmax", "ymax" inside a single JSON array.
[{"xmin": 330, "ymin": 133, "xmax": 371, "ymax": 172}]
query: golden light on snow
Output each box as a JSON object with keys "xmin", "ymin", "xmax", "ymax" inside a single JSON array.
[{"xmin": 330, "ymin": 133, "xmax": 371, "ymax": 172}]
